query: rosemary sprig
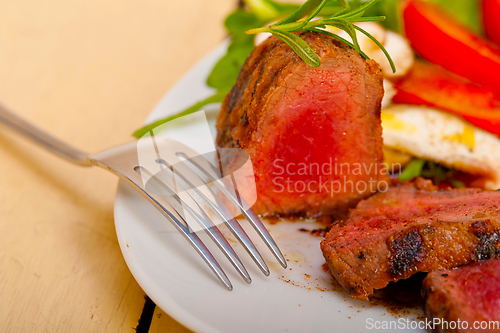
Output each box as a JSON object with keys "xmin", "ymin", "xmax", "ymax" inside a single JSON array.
[
  {"xmin": 246, "ymin": 0, "xmax": 395, "ymax": 71},
  {"xmin": 132, "ymin": 0, "xmax": 395, "ymax": 138}
]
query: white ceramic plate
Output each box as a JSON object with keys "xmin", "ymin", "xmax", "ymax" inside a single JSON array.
[{"xmin": 114, "ymin": 41, "xmax": 425, "ymax": 333}]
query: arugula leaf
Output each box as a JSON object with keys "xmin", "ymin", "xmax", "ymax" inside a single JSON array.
[
  {"xmin": 421, "ymin": 161, "xmax": 451, "ymax": 184},
  {"xmin": 399, "ymin": 159, "xmax": 466, "ymax": 188},
  {"xmin": 132, "ymin": 91, "xmax": 228, "ymax": 138},
  {"xmin": 398, "ymin": 158, "xmax": 425, "ymax": 182},
  {"xmin": 206, "ymin": 33, "xmax": 255, "ymax": 92},
  {"xmin": 245, "ymin": 0, "xmax": 287, "ymax": 20},
  {"xmin": 207, "ymin": 8, "xmax": 269, "ymax": 91},
  {"xmin": 258, "ymin": 0, "xmax": 301, "ymax": 16},
  {"xmin": 225, "ymin": 9, "xmax": 262, "ymax": 33},
  {"xmin": 449, "ymin": 179, "xmax": 466, "ymax": 188}
]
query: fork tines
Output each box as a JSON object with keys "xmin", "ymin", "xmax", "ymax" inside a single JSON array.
[
  {"xmin": 0, "ymin": 104, "xmax": 286, "ymax": 290},
  {"xmin": 134, "ymin": 138, "xmax": 286, "ymax": 290}
]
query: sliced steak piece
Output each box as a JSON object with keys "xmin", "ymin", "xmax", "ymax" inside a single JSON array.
[
  {"xmin": 320, "ymin": 179, "xmax": 500, "ymax": 299},
  {"xmin": 422, "ymin": 259, "xmax": 500, "ymax": 333},
  {"xmin": 216, "ymin": 31, "xmax": 386, "ymax": 218}
]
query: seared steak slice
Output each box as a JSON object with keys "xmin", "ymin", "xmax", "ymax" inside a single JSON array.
[
  {"xmin": 216, "ymin": 31, "xmax": 386, "ymax": 218},
  {"xmin": 320, "ymin": 180, "xmax": 500, "ymax": 299},
  {"xmin": 422, "ymin": 259, "xmax": 500, "ymax": 333}
]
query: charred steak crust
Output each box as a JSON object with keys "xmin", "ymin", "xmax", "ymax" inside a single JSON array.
[
  {"xmin": 216, "ymin": 31, "xmax": 386, "ymax": 217},
  {"xmin": 388, "ymin": 227, "xmax": 425, "ymax": 278},
  {"xmin": 422, "ymin": 259, "xmax": 500, "ymax": 333},
  {"xmin": 320, "ymin": 181, "xmax": 500, "ymax": 300}
]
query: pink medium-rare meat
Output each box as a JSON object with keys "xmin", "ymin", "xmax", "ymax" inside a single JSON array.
[
  {"xmin": 422, "ymin": 259, "xmax": 500, "ymax": 333},
  {"xmin": 216, "ymin": 31, "xmax": 386, "ymax": 218},
  {"xmin": 320, "ymin": 180, "xmax": 500, "ymax": 300}
]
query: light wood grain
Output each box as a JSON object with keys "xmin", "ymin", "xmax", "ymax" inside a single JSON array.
[
  {"xmin": 0, "ymin": 0, "xmax": 233, "ymax": 331},
  {"xmin": 149, "ymin": 308, "xmax": 194, "ymax": 333}
]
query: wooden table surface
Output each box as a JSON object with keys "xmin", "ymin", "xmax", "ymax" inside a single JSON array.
[{"xmin": 0, "ymin": 1, "xmax": 234, "ymax": 331}]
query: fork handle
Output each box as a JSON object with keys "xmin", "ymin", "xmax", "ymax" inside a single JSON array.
[{"xmin": 0, "ymin": 103, "xmax": 92, "ymax": 166}]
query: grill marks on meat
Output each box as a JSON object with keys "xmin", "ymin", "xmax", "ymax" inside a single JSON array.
[
  {"xmin": 320, "ymin": 180, "xmax": 500, "ymax": 299},
  {"xmin": 471, "ymin": 221, "xmax": 500, "ymax": 260},
  {"xmin": 422, "ymin": 259, "xmax": 500, "ymax": 332},
  {"xmin": 388, "ymin": 228, "xmax": 425, "ymax": 278},
  {"xmin": 216, "ymin": 32, "xmax": 386, "ymax": 218}
]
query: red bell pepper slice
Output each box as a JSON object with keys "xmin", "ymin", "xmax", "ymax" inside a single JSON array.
[
  {"xmin": 403, "ymin": 0, "xmax": 500, "ymax": 94},
  {"xmin": 393, "ymin": 60, "xmax": 500, "ymax": 136},
  {"xmin": 483, "ymin": 0, "xmax": 500, "ymax": 46}
]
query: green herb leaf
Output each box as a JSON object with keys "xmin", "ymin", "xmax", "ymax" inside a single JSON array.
[
  {"xmin": 309, "ymin": 27, "xmax": 369, "ymax": 59},
  {"xmin": 225, "ymin": 9, "xmax": 262, "ymax": 33},
  {"xmin": 328, "ymin": 19, "xmax": 360, "ymax": 52},
  {"xmin": 245, "ymin": 0, "xmax": 283, "ymax": 20},
  {"xmin": 274, "ymin": 0, "xmax": 330, "ymax": 26},
  {"xmin": 335, "ymin": 0, "xmax": 351, "ymax": 16},
  {"xmin": 337, "ymin": 0, "xmax": 380, "ymax": 18},
  {"xmin": 399, "ymin": 159, "xmax": 465, "ymax": 188},
  {"xmin": 343, "ymin": 16, "xmax": 386, "ymax": 23},
  {"xmin": 259, "ymin": 0, "xmax": 301, "ymax": 16},
  {"xmin": 132, "ymin": 90, "xmax": 228, "ymax": 138},
  {"xmin": 206, "ymin": 33, "xmax": 255, "ymax": 91},
  {"xmin": 272, "ymin": 21, "xmax": 308, "ymax": 32},
  {"xmin": 399, "ymin": 158, "xmax": 426, "ymax": 182},
  {"xmin": 133, "ymin": 0, "xmax": 396, "ymax": 138},
  {"xmin": 450, "ymin": 179, "xmax": 466, "ymax": 188},
  {"xmin": 337, "ymin": 0, "xmax": 349, "ymax": 9},
  {"xmin": 270, "ymin": 30, "xmax": 321, "ymax": 67},
  {"xmin": 247, "ymin": 0, "xmax": 393, "ymax": 70},
  {"xmin": 370, "ymin": 0, "xmax": 402, "ymax": 32},
  {"xmin": 317, "ymin": 1, "xmax": 344, "ymax": 16},
  {"xmin": 421, "ymin": 161, "xmax": 449, "ymax": 182},
  {"xmin": 353, "ymin": 24, "xmax": 396, "ymax": 72}
]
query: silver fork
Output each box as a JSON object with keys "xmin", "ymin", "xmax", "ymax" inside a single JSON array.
[{"xmin": 0, "ymin": 104, "xmax": 287, "ymax": 290}]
